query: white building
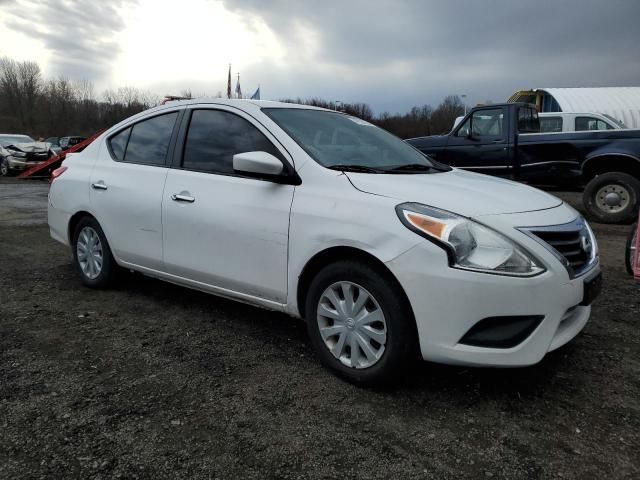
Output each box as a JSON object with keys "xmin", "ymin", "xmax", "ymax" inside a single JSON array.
[{"xmin": 508, "ymin": 87, "xmax": 640, "ymax": 129}]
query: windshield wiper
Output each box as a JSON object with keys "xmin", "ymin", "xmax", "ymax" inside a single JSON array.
[
  {"xmin": 384, "ymin": 163, "xmax": 435, "ymax": 173},
  {"xmin": 327, "ymin": 164, "xmax": 384, "ymax": 173}
]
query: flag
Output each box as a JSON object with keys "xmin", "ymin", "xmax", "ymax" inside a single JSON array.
[
  {"xmin": 235, "ymin": 73, "xmax": 242, "ymax": 99},
  {"xmin": 250, "ymin": 86, "xmax": 260, "ymax": 100},
  {"xmin": 226, "ymin": 65, "xmax": 231, "ymax": 99}
]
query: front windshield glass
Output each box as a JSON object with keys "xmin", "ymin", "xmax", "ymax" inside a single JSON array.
[
  {"xmin": 0, "ymin": 135, "xmax": 35, "ymax": 146},
  {"xmin": 601, "ymin": 113, "xmax": 625, "ymax": 129},
  {"xmin": 263, "ymin": 108, "xmax": 445, "ymax": 172}
]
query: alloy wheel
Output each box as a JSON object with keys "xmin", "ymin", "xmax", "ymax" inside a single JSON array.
[{"xmin": 76, "ymin": 226, "xmax": 104, "ymax": 280}]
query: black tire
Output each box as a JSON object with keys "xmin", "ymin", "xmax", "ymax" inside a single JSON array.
[
  {"xmin": 72, "ymin": 216, "xmax": 118, "ymax": 288},
  {"xmin": 0, "ymin": 157, "xmax": 12, "ymax": 176},
  {"xmin": 626, "ymin": 223, "xmax": 638, "ymax": 276},
  {"xmin": 305, "ymin": 260, "xmax": 417, "ymax": 387},
  {"xmin": 583, "ymin": 172, "xmax": 640, "ymax": 224}
]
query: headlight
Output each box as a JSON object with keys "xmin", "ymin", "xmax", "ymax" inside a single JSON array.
[
  {"xmin": 396, "ymin": 203, "xmax": 545, "ymax": 277},
  {"xmin": 9, "ymin": 151, "xmax": 27, "ymax": 158}
]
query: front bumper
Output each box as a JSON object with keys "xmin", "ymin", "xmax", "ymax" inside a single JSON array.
[
  {"xmin": 7, "ymin": 157, "xmax": 45, "ymax": 171},
  {"xmin": 385, "ymin": 205, "xmax": 600, "ymax": 367}
]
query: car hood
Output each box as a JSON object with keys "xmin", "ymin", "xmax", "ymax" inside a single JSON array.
[
  {"xmin": 406, "ymin": 135, "xmax": 449, "ymax": 150},
  {"xmin": 345, "ymin": 169, "xmax": 563, "ymax": 217},
  {"xmin": 7, "ymin": 142, "xmax": 50, "ymax": 153}
]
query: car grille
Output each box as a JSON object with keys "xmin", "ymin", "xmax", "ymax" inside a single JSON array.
[
  {"xmin": 26, "ymin": 151, "xmax": 50, "ymax": 162},
  {"xmin": 523, "ymin": 218, "xmax": 596, "ymax": 278}
]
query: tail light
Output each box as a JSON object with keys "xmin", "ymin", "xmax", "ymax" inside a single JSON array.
[{"xmin": 50, "ymin": 166, "xmax": 67, "ymax": 183}]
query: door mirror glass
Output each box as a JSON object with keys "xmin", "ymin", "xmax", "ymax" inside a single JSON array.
[{"xmin": 233, "ymin": 151, "xmax": 284, "ymax": 176}]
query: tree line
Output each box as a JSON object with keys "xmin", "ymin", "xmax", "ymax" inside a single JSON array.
[
  {"xmin": 0, "ymin": 57, "xmax": 158, "ymax": 138},
  {"xmin": 0, "ymin": 57, "xmax": 465, "ymax": 140}
]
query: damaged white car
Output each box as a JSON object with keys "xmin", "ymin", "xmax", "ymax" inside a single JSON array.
[{"xmin": 0, "ymin": 134, "xmax": 53, "ymax": 176}]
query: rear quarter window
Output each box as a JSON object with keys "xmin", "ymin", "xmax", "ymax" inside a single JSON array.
[{"xmin": 109, "ymin": 128, "xmax": 131, "ymax": 161}]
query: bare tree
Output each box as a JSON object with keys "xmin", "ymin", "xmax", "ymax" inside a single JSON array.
[
  {"xmin": 0, "ymin": 57, "xmax": 22, "ymax": 130},
  {"xmin": 0, "ymin": 56, "xmax": 468, "ymax": 141}
]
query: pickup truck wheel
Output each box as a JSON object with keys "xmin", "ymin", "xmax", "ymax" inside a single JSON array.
[
  {"xmin": 583, "ymin": 172, "xmax": 640, "ymax": 224},
  {"xmin": 626, "ymin": 223, "xmax": 638, "ymax": 276}
]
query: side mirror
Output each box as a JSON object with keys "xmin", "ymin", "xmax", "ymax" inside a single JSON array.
[
  {"xmin": 466, "ymin": 128, "xmax": 480, "ymax": 141},
  {"xmin": 233, "ymin": 151, "xmax": 284, "ymax": 176}
]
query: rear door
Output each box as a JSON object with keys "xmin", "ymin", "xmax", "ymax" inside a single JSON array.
[
  {"xmin": 443, "ymin": 107, "xmax": 511, "ymax": 177},
  {"xmin": 162, "ymin": 106, "xmax": 295, "ymax": 303},
  {"xmin": 90, "ymin": 110, "xmax": 181, "ymax": 270}
]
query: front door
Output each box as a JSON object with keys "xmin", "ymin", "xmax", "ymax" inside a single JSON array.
[
  {"xmin": 162, "ymin": 107, "xmax": 295, "ymax": 303},
  {"xmin": 444, "ymin": 107, "xmax": 511, "ymax": 177}
]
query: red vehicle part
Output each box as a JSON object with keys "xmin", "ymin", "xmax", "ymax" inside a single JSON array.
[
  {"xmin": 634, "ymin": 220, "xmax": 640, "ymax": 279},
  {"xmin": 18, "ymin": 130, "xmax": 104, "ymax": 178}
]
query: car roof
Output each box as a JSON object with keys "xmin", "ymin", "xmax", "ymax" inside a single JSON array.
[
  {"xmin": 154, "ymin": 98, "xmax": 332, "ymax": 113},
  {"xmin": 538, "ymin": 112, "xmax": 607, "ymax": 116},
  {"xmin": 102, "ymin": 98, "xmax": 339, "ymax": 138}
]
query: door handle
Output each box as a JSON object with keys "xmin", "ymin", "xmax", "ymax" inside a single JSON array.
[
  {"xmin": 92, "ymin": 181, "xmax": 107, "ymax": 190},
  {"xmin": 492, "ymin": 139, "xmax": 503, "ymax": 143},
  {"xmin": 171, "ymin": 193, "xmax": 195, "ymax": 203}
]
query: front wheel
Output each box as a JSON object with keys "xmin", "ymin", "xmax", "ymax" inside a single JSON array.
[
  {"xmin": 305, "ymin": 260, "xmax": 417, "ymax": 386},
  {"xmin": 626, "ymin": 223, "xmax": 638, "ymax": 276},
  {"xmin": 583, "ymin": 172, "xmax": 640, "ymax": 224},
  {"xmin": 0, "ymin": 158, "xmax": 11, "ymax": 176}
]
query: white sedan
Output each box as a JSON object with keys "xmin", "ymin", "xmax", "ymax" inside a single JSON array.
[{"xmin": 48, "ymin": 99, "xmax": 601, "ymax": 385}]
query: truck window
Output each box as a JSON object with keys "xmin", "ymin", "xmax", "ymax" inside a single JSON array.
[
  {"xmin": 539, "ymin": 116, "xmax": 563, "ymax": 132},
  {"xmin": 518, "ymin": 107, "xmax": 540, "ymax": 133},
  {"xmin": 455, "ymin": 118, "xmax": 471, "ymax": 137},
  {"xmin": 575, "ymin": 116, "xmax": 612, "ymax": 131},
  {"xmin": 470, "ymin": 109, "xmax": 504, "ymax": 137}
]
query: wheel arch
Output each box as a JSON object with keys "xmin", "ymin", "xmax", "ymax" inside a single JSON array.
[
  {"xmin": 68, "ymin": 210, "xmax": 96, "ymax": 245},
  {"xmin": 296, "ymin": 246, "xmax": 415, "ymax": 323},
  {"xmin": 582, "ymin": 153, "xmax": 640, "ymax": 182}
]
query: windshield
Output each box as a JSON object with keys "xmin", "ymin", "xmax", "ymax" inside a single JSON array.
[
  {"xmin": 263, "ymin": 108, "xmax": 446, "ymax": 173},
  {"xmin": 601, "ymin": 113, "xmax": 626, "ymax": 129},
  {"xmin": 0, "ymin": 135, "xmax": 35, "ymax": 146}
]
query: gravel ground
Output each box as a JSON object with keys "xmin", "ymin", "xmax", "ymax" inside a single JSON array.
[{"xmin": 0, "ymin": 177, "xmax": 639, "ymax": 479}]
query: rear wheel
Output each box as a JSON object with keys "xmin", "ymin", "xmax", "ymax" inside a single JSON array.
[
  {"xmin": 626, "ymin": 223, "xmax": 638, "ymax": 276},
  {"xmin": 583, "ymin": 172, "xmax": 640, "ymax": 224},
  {"xmin": 305, "ymin": 260, "xmax": 417, "ymax": 386},
  {"xmin": 72, "ymin": 217, "xmax": 117, "ymax": 288}
]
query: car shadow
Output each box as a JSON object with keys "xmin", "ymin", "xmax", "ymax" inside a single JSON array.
[{"xmin": 110, "ymin": 269, "xmax": 580, "ymax": 397}]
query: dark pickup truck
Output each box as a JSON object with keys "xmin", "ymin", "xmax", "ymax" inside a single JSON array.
[{"xmin": 407, "ymin": 102, "xmax": 640, "ymax": 223}]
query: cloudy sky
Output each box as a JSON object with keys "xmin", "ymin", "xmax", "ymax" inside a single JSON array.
[{"xmin": 0, "ymin": 0, "xmax": 639, "ymax": 114}]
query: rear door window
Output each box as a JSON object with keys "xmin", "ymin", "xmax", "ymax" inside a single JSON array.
[
  {"xmin": 108, "ymin": 112, "xmax": 179, "ymax": 165},
  {"xmin": 124, "ymin": 113, "xmax": 178, "ymax": 165}
]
